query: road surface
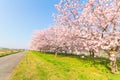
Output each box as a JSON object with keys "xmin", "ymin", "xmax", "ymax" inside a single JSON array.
[{"xmin": 0, "ymin": 52, "xmax": 25, "ymax": 80}]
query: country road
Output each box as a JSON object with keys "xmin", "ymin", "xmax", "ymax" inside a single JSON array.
[{"xmin": 0, "ymin": 52, "xmax": 25, "ymax": 80}]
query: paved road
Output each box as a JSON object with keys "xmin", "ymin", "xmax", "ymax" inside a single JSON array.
[{"xmin": 0, "ymin": 52, "xmax": 25, "ymax": 80}]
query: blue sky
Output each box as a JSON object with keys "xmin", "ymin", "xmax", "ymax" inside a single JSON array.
[{"xmin": 0, "ymin": 0, "xmax": 59, "ymax": 49}]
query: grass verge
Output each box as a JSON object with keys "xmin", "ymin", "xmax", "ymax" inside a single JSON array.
[
  {"xmin": 10, "ymin": 51, "xmax": 120, "ymax": 80},
  {"xmin": 0, "ymin": 51, "xmax": 20, "ymax": 57}
]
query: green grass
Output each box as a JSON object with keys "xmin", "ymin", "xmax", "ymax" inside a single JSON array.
[{"xmin": 10, "ymin": 51, "xmax": 120, "ymax": 80}]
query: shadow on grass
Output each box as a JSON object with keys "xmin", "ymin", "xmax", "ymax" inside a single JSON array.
[{"xmin": 65, "ymin": 54, "xmax": 111, "ymax": 72}]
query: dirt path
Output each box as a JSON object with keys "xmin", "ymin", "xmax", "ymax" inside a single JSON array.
[{"xmin": 0, "ymin": 52, "xmax": 25, "ymax": 80}]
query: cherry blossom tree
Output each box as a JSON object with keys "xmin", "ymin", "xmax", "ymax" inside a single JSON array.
[
  {"xmin": 54, "ymin": 0, "xmax": 120, "ymax": 73},
  {"xmin": 89, "ymin": 0, "xmax": 120, "ymax": 73}
]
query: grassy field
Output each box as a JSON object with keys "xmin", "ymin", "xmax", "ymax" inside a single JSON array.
[
  {"xmin": 10, "ymin": 51, "xmax": 120, "ymax": 80},
  {"xmin": 0, "ymin": 49, "xmax": 21, "ymax": 57}
]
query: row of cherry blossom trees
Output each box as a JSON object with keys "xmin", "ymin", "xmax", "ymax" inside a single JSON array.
[{"xmin": 29, "ymin": 0, "xmax": 120, "ymax": 73}]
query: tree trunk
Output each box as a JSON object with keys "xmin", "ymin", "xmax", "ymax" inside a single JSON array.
[
  {"xmin": 89, "ymin": 50, "xmax": 92, "ymax": 56},
  {"xmin": 89, "ymin": 50, "xmax": 94, "ymax": 57},
  {"xmin": 109, "ymin": 51, "xmax": 118, "ymax": 73},
  {"xmin": 91, "ymin": 50, "xmax": 94, "ymax": 57},
  {"xmin": 55, "ymin": 52, "xmax": 57, "ymax": 57}
]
